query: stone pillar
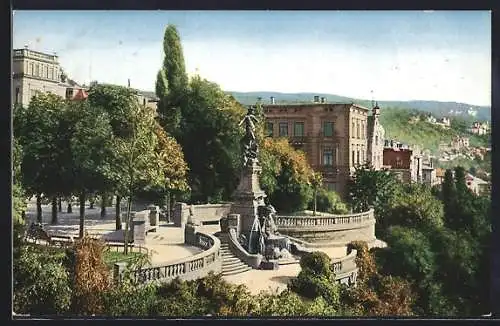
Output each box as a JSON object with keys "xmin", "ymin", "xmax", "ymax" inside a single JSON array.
[
  {"xmin": 113, "ymin": 262, "xmax": 127, "ymax": 285},
  {"xmin": 148, "ymin": 205, "xmax": 159, "ymax": 227},
  {"xmin": 227, "ymin": 214, "xmax": 241, "ymax": 236},
  {"xmin": 173, "ymin": 202, "xmax": 189, "ymax": 227}
]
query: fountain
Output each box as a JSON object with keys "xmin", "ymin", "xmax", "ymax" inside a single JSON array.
[{"xmin": 222, "ymin": 105, "xmax": 292, "ymax": 270}]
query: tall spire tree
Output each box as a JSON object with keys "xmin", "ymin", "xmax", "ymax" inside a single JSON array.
[{"xmin": 156, "ymin": 24, "xmax": 189, "ymax": 136}]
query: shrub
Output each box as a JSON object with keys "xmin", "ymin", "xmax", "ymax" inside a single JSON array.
[
  {"xmin": 289, "ymin": 252, "xmax": 341, "ymax": 305},
  {"xmin": 309, "ymin": 188, "xmax": 349, "ymax": 214},
  {"xmin": 13, "ymin": 246, "xmax": 72, "ymax": 315}
]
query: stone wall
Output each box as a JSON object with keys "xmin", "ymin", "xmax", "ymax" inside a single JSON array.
[
  {"xmin": 173, "ymin": 202, "xmax": 232, "ymax": 227},
  {"xmin": 275, "ymin": 209, "xmax": 376, "ymax": 247}
]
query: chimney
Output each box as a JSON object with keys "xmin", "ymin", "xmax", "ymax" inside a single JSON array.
[
  {"xmin": 320, "ymin": 97, "xmax": 326, "ymax": 103},
  {"xmin": 270, "ymin": 96, "xmax": 276, "ymax": 104},
  {"xmin": 313, "ymin": 95, "xmax": 320, "ymax": 103}
]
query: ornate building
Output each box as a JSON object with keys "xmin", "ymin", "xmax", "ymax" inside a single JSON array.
[
  {"xmin": 262, "ymin": 96, "xmax": 384, "ymax": 197},
  {"xmin": 12, "ymin": 46, "xmax": 86, "ymax": 106}
]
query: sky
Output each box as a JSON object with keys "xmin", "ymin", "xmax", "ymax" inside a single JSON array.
[{"xmin": 12, "ymin": 11, "xmax": 491, "ymax": 106}]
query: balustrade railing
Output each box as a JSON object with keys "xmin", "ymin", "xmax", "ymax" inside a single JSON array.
[
  {"xmin": 118, "ymin": 231, "xmax": 221, "ymax": 285},
  {"xmin": 275, "ymin": 209, "xmax": 374, "ymax": 228}
]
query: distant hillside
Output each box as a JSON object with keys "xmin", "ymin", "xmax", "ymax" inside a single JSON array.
[
  {"xmin": 378, "ymin": 108, "xmax": 488, "ymax": 154},
  {"xmin": 227, "ymin": 91, "xmax": 491, "ymax": 122}
]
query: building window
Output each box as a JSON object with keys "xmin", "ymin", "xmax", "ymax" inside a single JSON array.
[
  {"xmin": 279, "ymin": 122, "xmax": 288, "ymax": 137},
  {"xmin": 356, "ymin": 121, "xmax": 360, "ymax": 139},
  {"xmin": 361, "ymin": 121, "xmax": 365, "ymax": 139},
  {"xmin": 49, "ymin": 67, "xmax": 54, "ymax": 80},
  {"xmin": 357, "ymin": 150, "xmax": 360, "ymax": 165},
  {"xmin": 323, "ymin": 121, "xmax": 334, "ymax": 137},
  {"xmin": 35, "ymin": 64, "xmax": 40, "ymax": 76},
  {"xmin": 266, "ymin": 122, "xmax": 274, "ymax": 137},
  {"xmin": 323, "ymin": 148, "xmax": 333, "ymax": 166},
  {"xmin": 15, "ymin": 87, "xmax": 20, "ymax": 105},
  {"xmin": 294, "ymin": 122, "xmax": 304, "ymax": 137},
  {"xmin": 29, "ymin": 63, "xmax": 34, "ymax": 75},
  {"xmin": 45, "ymin": 65, "xmax": 49, "ymax": 78},
  {"xmin": 352, "ymin": 121, "xmax": 355, "ymax": 138},
  {"xmin": 352, "ymin": 150, "xmax": 355, "ymax": 166},
  {"xmin": 65, "ymin": 88, "xmax": 74, "ymax": 100}
]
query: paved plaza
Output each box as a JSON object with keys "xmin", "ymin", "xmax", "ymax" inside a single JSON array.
[{"xmin": 25, "ymin": 199, "xmax": 351, "ymax": 292}]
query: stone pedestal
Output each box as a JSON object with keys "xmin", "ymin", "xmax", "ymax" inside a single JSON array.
[
  {"xmin": 230, "ymin": 162, "xmax": 266, "ymax": 236},
  {"xmin": 148, "ymin": 205, "xmax": 159, "ymax": 227}
]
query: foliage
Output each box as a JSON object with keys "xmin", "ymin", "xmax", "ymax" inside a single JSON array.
[
  {"xmin": 178, "ymin": 75, "xmax": 245, "ymax": 203},
  {"xmin": 384, "ymin": 183, "xmax": 445, "ymax": 233},
  {"xmin": 70, "ymin": 236, "xmax": 112, "ymax": 315},
  {"xmin": 289, "ymin": 252, "xmax": 341, "ymax": 305},
  {"xmin": 342, "ymin": 241, "xmax": 416, "ymax": 316},
  {"xmin": 260, "ymin": 138, "xmax": 315, "ymax": 213},
  {"xmin": 309, "ymin": 187, "xmax": 349, "ymax": 214},
  {"xmin": 156, "ymin": 24, "xmax": 189, "ymax": 135},
  {"xmin": 13, "ymin": 246, "xmax": 72, "ymax": 315},
  {"xmin": 347, "ymin": 163, "xmax": 402, "ymax": 218}
]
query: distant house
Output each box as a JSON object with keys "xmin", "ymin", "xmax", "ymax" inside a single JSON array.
[
  {"xmin": 383, "ymin": 140, "xmax": 422, "ymax": 183},
  {"xmin": 426, "ymin": 115, "xmax": 437, "ymax": 124},
  {"xmin": 435, "ymin": 168, "xmax": 446, "ymax": 184},
  {"xmin": 435, "ymin": 117, "xmax": 451, "ymax": 128},
  {"xmin": 469, "ymin": 121, "xmax": 489, "ymax": 135},
  {"xmin": 422, "ymin": 164, "xmax": 437, "ymax": 187},
  {"xmin": 465, "ymin": 173, "xmax": 490, "ymax": 196}
]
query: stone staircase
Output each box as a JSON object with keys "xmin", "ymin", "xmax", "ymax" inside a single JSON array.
[{"xmin": 216, "ymin": 233, "xmax": 252, "ymax": 276}]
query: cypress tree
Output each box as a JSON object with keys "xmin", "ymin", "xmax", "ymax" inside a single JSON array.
[
  {"xmin": 441, "ymin": 169, "xmax": 456, "ymax": 227},
  {"xmin": 156, "ymin": 24, "xmax": 188, "ymax": 136}
]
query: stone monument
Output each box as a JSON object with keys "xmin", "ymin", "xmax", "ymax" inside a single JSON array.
[{"xmin": 225, "ymin": 105, "xmax": 291, "ymax": 269}]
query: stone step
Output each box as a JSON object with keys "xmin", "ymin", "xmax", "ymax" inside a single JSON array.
[
  {"xmin": 222, "ymin": 257, "xmax": 241, "ymax": 264},
  {"xmin": 222, "ymin": 259, "xmax": 245, "ymax": 269},
  {"xmin": 222, "ymin": 265, "xmax": 252, "ymax": 276},
  {"xmin": 222, "ymin": 261, "xmax": 247, "ymax": 270}
]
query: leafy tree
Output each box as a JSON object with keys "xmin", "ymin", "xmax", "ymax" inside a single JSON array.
[
  {"xmin": 87, "ymin": 83, "xmax": 143, "ymax": 230},
  {"xmin": 113, "ymin": 104, "xmax": 164, "ymax": 254},
  {"xmin": 156, "ymin": 24, "xmax": 189, "ymax": 135},
  {"xmin": 178, "ymin": 75, "xmax": 244, "ymax": 203},
  {"xmin": 347, "ymin": 163, "xmax": 402, "ymax": 215},
  {"xmin": 15, "ymin": 93, "xmax": 68, "ymax": 223},
  {"xmin": 384, "ymin": 183, "xmax": 445, "ymax": 233},
  {"xmin": 260, "ymin": 138, "xmax": 314, "ymax": 213},
  {"xmin": 69, "ymin": 99, "xmax": 118, "ymax": 238}
]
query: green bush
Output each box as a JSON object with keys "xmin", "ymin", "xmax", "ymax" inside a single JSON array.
[
  {"xmin": 309, "ymin": 188, "xmax": 349, "ymax": 214},
  {"xmin": 289, "ymin": 252, "xmax": 340, "ymax": 305},
  {"xmin": 13, "ymin": 246, "xmax": 72, "ymax": 315}
]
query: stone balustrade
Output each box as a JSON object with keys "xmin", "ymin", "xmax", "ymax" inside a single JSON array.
[
  {"xmin": 115, "ymin": 231, "xmax": 222, "ymax": 284},
  {"xmin": 275, "ymin": 209, "xmax": 376, "ymax": 246}
]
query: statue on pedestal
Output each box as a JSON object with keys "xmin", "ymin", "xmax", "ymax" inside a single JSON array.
[{"xmin": 239, "ymin": 106, "xmax": 259, "ymax": 167}]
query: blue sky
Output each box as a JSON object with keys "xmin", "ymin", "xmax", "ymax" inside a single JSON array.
[{"xmin": 13, "ymin": 11, "xmax": 491, "ymax": 106}]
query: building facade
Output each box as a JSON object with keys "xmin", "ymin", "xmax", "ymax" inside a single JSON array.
[
  {"xmin": 12, "ymin": 47, "xmax": 87, "ymax": 107},
  {"xmin": 382, "ymin": 140, "xmax": 423, "ymax": 183},
  {"xmin": 262, "ymin": 96, "xmax": 382, "ymax": 197}
]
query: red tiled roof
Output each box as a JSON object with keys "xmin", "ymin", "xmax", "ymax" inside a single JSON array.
[{"xmin": 73, "ymin": 89, "xmax": 88, "ymax": 100}]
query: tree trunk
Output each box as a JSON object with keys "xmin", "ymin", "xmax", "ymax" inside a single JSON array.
[
  {"xmin": 79, "ymin": 192, "xmax": 86, "ymax": 238},
  {"xmin": 124, "ymin": 196, "xmax": 133, "ymax": 255},
  {"xmin": 36, "ymin": 193, "xmax": 42, "ymax": 223},
  {"xmin": 115, "ymin": 195, "xmax": 122, "ymax": 230},
  {"xmin": 51, "ymin": 196, "xmax": 58, "ymax": 224},
  {"xmin": 100, "ymin": 194, "xmax": 107, "ymax": 218},
  {"xmin": 58, "ymin": 197, "xmax": 62, "ymax": 212},
  {"xmin": 313, "ymin": 189, "xmax": 317, "ymax": 216},
  {"xmin": 67, "ymin": 200, "xmax": 72, "ymax": 213},
  {"xmin": 166, "ymin": 190, "xmax": 171, "ymax": 223}
]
